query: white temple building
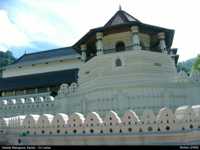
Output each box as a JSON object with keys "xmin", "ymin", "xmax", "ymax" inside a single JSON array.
[{"xmin": 0, "ymin": 8, "xmax": 200, "ymax": 145}]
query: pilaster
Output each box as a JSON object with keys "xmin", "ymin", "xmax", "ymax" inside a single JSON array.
[
  {"xmin": 96, "ymin": 32, "xmax": 104, "ymax": 56},
  {"xmin": 131, "ymin": 26, "xmax": 141, "ymax": 50},
  {"xmin": 158, "ymin": 32, "xmax": 167, "ymax": 53},
  {"xmin": 81, "ymin": 44, "xmax": 87, "ymax": 62}
]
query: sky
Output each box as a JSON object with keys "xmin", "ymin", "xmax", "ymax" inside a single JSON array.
[{"xmin": 0, "ymin": 0, "xmax": 199, "ymax": 62}]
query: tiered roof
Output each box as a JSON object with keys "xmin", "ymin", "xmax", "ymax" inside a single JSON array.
[
  {"xmin": 73, "ymin": 9, "xmax": 174, "ymax": 53},
  {"xmin": 8, "ymin": 47, "xmax": 80, "ymax": 67}
]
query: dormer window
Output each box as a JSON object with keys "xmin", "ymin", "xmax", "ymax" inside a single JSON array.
[{"xmin": 116, "ymin": 41, "xmax": 125, "ymax": 52}]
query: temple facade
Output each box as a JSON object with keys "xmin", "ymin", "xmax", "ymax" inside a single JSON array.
[{"xmin": 0, "ymin": 8, "xmax": 200, "ymax": 145}]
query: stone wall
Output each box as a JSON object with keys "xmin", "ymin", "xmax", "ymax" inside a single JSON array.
[{"xmin": 1, "ymin": 105, "xmax": 200, "ymax": 138}]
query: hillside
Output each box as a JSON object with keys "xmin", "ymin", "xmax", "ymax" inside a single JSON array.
[{"xmin": 177, "ymin": 58, "xmax": 196, "ymax": 75}]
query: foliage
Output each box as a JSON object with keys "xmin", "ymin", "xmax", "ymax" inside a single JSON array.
[
  {"xmin": 0, "ymin": 51, "xmax": 16, "ymax": 69},
  {"xmin": 192, "ymin": 55, "xmax": 200, "ymax": 72},
  {"xmin": 177, "ymin": 58, "xmax": 196, "ymax": 75}
]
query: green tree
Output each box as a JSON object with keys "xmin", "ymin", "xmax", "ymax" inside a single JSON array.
[
  {"xmin": 0, "ymin": 50, "xmax": 16, "ymax": 68},
  {"xmin": 177, "ymin": 63, "xmax": 190, "ymax": 75},
  {"xmin": 177, "ymin": 58, "xmax": 196, "ymax": 75},
  {"xmin": 192, "ymin": 55, "xmax": 200, "ymax": 72}
]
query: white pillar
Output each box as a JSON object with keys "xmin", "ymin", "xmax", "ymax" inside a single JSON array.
[
  {"xmin": 131, "ymin": 26, "xmax": 141, "ymax": 50},
  {"xmin": 81, "ymin": 44, "xmax": 87, "ymax": 62},
  {"xmin": 158, "ymin": 32, "xmax": 167, "ymax": 53},
  {"xmin": 96, "ymin": 32, "xmax": 104, "ymax": 56}
]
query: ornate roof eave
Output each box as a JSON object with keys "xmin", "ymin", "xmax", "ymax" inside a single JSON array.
[
  {"xmin": 169, "ymin": 48, "xmax": 178, "ymax": 55},
  {"xmin": 73, "ymin": 21, "xmax": 175, "ymax": 53},
  {"xmin": 0, "ymin": 69, "xmax": 79, "ymax": 91}
]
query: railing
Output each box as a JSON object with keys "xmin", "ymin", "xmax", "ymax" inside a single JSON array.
[
  {"xmin": 103, "ymin": 45, "xmax": 134, "ymax": 54},
  {"xmin": 0, "ymin": 92, "xmax": 50, "ymax": 101},
  {"xmin": 85, "ymin": 46, "xmax": 167, "ymax": 63}
]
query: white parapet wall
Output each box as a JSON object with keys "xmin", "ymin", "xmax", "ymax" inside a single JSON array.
[{"xmin": 1, "ymin": 105, "xmax": 200, "ymax": 145}]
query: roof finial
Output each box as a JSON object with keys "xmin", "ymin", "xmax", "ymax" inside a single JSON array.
[{"xmin": 119, "ymin": 4, "xmax": 122, "ymax": 11}]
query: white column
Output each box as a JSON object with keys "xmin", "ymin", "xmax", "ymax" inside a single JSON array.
[
  {"xmin": 131, "ymin": 26, "xmax": 141, "ymax": 50},
  {"xmin": 81, "ymin": 44, "xmax": 87, "ymax": 62},
  {"xmin": 158, "ymin": 32, "xmax": 167, "ymax": 53},
  {"xmin": 96, "ymin": 32, "xmax": 104, "ymax": 56}
]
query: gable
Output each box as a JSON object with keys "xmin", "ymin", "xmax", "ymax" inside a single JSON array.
[
  {"xmin": 110, "ymin": 15, "xmax": 125, "ymax": 26},
  {"xmin": 104, "ymin": 10, "xmax": 140, "ymax": 27}
]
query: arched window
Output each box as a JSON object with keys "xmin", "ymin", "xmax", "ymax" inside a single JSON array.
[
  {"xmin": 50, "ymin": 91, "xmax": 57, "ymax": 97},
  {"xmin": 73, "ymin": 129, "xmax": 77, "ymax": 134},
  {"xmin": 18, "ymin": 139, "xmax": 21, "ymax": 144},
  {"xmin": 190, "ymin": 124, "xmax": 193, "ymax": 129},
  {"xmin": 116, "ymin": 41, "xmax": 125, "ymax": 52},
  {"xmin": 115, "ymin": 58, "xmax": 122, "ymax": 67},
  {"xmin": 109, "ymin": 128, "xmax": 113, "ymax": 133},
  {"xmin": 166, "ymin": 126, "xmax": 170, "ymax": 131},
  {"xmin": 90, "ymin": 129, "xmax": 94, "ymax": 133},
  {"xmin": 41, "ymin": 130, "xmax": 45, "ymax": 134},
  {"xmin": 148, "ymin": 127, "xmax": 153, "ymax": 132},
  {"xmin": 57, "ymin": 129, "xmax": 60, "ymax": 134}
]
